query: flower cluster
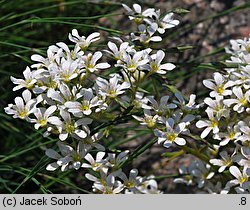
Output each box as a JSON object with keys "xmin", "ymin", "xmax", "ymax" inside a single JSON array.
[
  {"xmin": 132, "ymin": 92, "xmax": 199, "ymax": 148},
  {"xmin": 122, "ymin": 3, "xmax": 179, "ymax": 45},
  {"xmin": 178, "ymin": 37, "xmax": 250, "ymax": 194},
  {"xmin": 4, "ymin": 3, "xmax": 182, "ymax": 194},
  {"xmin": 84, "ymin": 151, "xmax": 161, "ymax": 194},
  {"xmin": 8, "ymin": 3, "xmax": 250, "ymax": 194}
]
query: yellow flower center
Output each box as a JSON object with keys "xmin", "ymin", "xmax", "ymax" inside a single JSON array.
[
  {"xmin": 240, "ymin": 176, "xmax": 248, "ymax": 184},
  {"xmin": 108, "ymin": 90, "xmax": 117, "ymax": 99},
  {"xmin": 167, "ymin": 133, "xmax": 177, "ymax": 142},
  {"xmin": 128, "ymin": 64, "xmax": 137, "ymax": 73},
  {"xmin": 80, "ymin": 45, "xmax": 88, "ymax": 51},
  {"xmin": 48, "ymin": 80, "xmax": 58, "ymax": 89},
  {"xmin": 211, "ymin": 120, "xmax": 218, "ymax": 128},
  {"xmin": 240, "ymin": 97, "xmax": 248, "ymax": 106},
  {"xmin": 38, "ymin": 119, "xmax": 47, "ymax": 127},
  {"xmin": 18, "ymin": 110, "xmax": 28, "ymax": 119},
  {"xmin": 216, "ymin": 85, "xmax": 225, "ymax": 95},
  {"xmin": 65, "ymin": 123, "xmax": 75, "ymax": 134},
  {"xmin": 145, "ymin": 118, "xmax": 155, "ymax": 128},
  {"xmin": 228, "ymin": 132, "xmax": 235, "ymax": 139},
  {"xmin": 125, "ymin": 181, "xmax": 135, "ymax": 189},
  {"xmin": 134, "ymin": 17, "xmax": 142, "ymax": 25},
  {"xmin": 73, "ymin": 153, "xmax": 81, "ymax": 162},
  {"xmin": 81, "ymin": 103, "xmax": 90, "ymax": 111},
  {"xmin": 104, "ymin": 187, "xmax": 113, "ymax": 194},
  {"xmin": 225, "ymin": 160, "xmax": 232, "ymax": 167},
  {"xmin": 151, "ymin": 62, "xmax": 159, "ymax": 72},
  {"xmin": 246, "ymin": 44, "xmax": 250, "ymax": 53}
]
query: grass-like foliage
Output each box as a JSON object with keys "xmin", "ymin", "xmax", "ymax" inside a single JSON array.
[{"xmin": 1, "ymin": 0, "xmax": 250, "ymax": 194}]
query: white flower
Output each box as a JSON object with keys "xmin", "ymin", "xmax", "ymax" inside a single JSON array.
[
  {"xmin": 82, "ymin": 52, "xmax": 110, "ymax": 73},
  {"xmin": 105, "ymin": 41, "xmax": 130, "ymax": 60},
  {"xmin": 137, "ymin": 176, "xmax": 161, "ymax": 194},
  {"xmin": 238, "ymin": 121, "xmax": 250, "ymax": 142},
  {"xmin": 204, "ymin": 97, "xmax": 229, "ymax": 119},
  {"xmin": 196, "ymin": 109, "xmax": 219, "ymax": 138},
  {"xmin": 144, "ymin": 50, "xmax": 175, "ymax": 74},
  {"xmin": 174, "ymin": 92, "xmax": 199, "ymax": 111},
  {"xmin": 215, "ymin": 123, "xmax": 241, "ymax": 146},
  {"xmin": 133, "ymin": 109, "xmax": 158, "ymax": 129},
  {"xmin": 106, "ymin": 150, "xmax": 129, "ymax": 168},
  {"xmin": 130, "ymin": 23, "xmax": 162, "ymax": 44},
  {"xmin": 154, "ymin": 118, "xmax": 186, "ymax": 148},
  {"xmin": 145, "ymin": 95, "xmax": 177, "ymax": 115},
  {"xmin": 86, "ymin": 171, "xmax": 124, "ymax": 194},
  {"xmin": 122, "ymin": 4, "xmax": 156, "ymax": 24},
  {"xmin": 190, "ymin": 160, "xmax": 215, "ymax": 188},
  {"xmin": 31, "ymin": 45, "xmax": 60, "ymax": 68},
  {"xmin": 203, "ymin": 72, "xmax": 235, "ymax": 98},
  {"xmin": 118, "ymin": 169, "xmax": 141, "ymax": 192},
  {"xmin": 223, "ymin": 86, "xmax": 250, "ymax": 113},
  {"xmin": 31, "ymin": 105, "xmax": 61, "ymax": 129},
  {"xmin": 47, "ymin": 83, "xmax": 77, "ymax": 108},
  {"xmin": 121, "ymin": 92, "xmax": 149, "ymax": 109},
  {"xmin": 82, "ymin": 152, "xmax": 107, "ymax": 172},
  {"xmin": 10, "ymin": 66, "xmax": 43, "ymax": 91},
  {"xmin": 4, "ymin": 89, "xmax": 36, "ymax": 120},
  {"xmin": 226, "ymin": 38, "xmax": 250, "ymax": 55},
  {"xmin": 157, "ymin": 12, "xmax": 180, "ymax": 34},
  {"xmin": 118, "ymin": 50, "xmax": 149, "ymax": 73},
  {"xmin": 46, "ymin": 141, "xmax": 87, "ymax": 171},
  {"xmin": 95, "ymin": 74, "xmax": 130, "ymax": 99},
  {"xmin": 69, "ymin": 29, "xmax": 100, "ymax": 50},
  {"xmin": 223, "ymin": 166, "xmax": 250, "ymax": 193},
  {"xmin": 57, "ymin": 59, "xmax": 79, "ymax": 82},
  {"xmin": 210, "ymin": 151, "xmax": 232, "ymax": 172},
  {"xmin": 231, "ymin": 65, "xmax": 250, "ymax": 89},
  {"xmin": 57, "ymin": 110, "xmax": 92, "ymax": 141},
  {"xmin": 65, "ymin": 88, "xmax": 100, "ymax": 116}
]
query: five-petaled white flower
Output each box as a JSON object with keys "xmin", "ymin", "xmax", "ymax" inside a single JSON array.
[
  {"xmin": 31, "ymin": 105, "xmax": 61, "ymax": 129},
  {"xmin": 69, "ymin": 29, "xmax": 100, "ymax": 51},
  {"xmin": 122, "ymin": 4, "xmax": 156, "ymax": 24},
  {"xmin": 133, "ymin": 109, "xmax": 158, "ymax": 129},
  {"xmin": 223, "ymin": 86, "xmax": 250, "ymax": 113},
  {"xmin": 10, "ymin": 66, "xmax": 43, "ymax": 91},
  {"xmin": 145, "ymin": 95, "xmax": 177, "ymax": 116},
  {"xmin": 222, "ymin": 166, "xmax": 250, "ymax": 193},
  {"xmin": 46, "ymin": 141, "xmax": 87, "ymax": 171},
  {"xmin": 196, "ymin": 109, "xmax": 220, "ymax": 138},
  {"xmin": 105, "ymin": 41, "xmax": 130, "ymax": 61},
  {"xmin": 119, "ymin": 51, "xmax": 148, "ymax": 73},
  {"xmin": 203, "ymin": 72, "xmax": 235, "ymax": 98},
  {"xmin": 118, "ymin": 169, "xmax": 141, "ymax": 191},
  {"xmin": 56, "ymin": 110, "xmax": 92, "ymax": 141},
  {"xmin": 95, "ymin": 74, "xmax": 130, "ymax": 99},
  {"xmin": 210, "ymin": 151, "xmax": 233, "ymax": 173},
  {"xmin": 65, "ymin": 88, "xmax": 100, "ymax": 116},
  {"xmin": 82, "ymin": 152, "xmax": 107, "ymax": 172},
  {"xmin": 156, "ymin": 12, "xmax": 180, "ymax": 34},
  {"xmin": 145, "ymin": 50, "xmax": 175, "ymax": 74},
  {"xmin": 86, "ymin": 171, "xmax": 124, "ymax": 194},
  {"xmin": 4, "ymin": 89, "xmax": 36, "ymax": 120},
  {"xmin": 82, "ymin": 52, "xmax": 110, "ymax": 73},
  {"xmin": 130, "ymin": 23, "xmax": 162, "ymax": 44},
  {"xmin": 154, "ymin": 118, "xmax": 186, "ymax": 148}
]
